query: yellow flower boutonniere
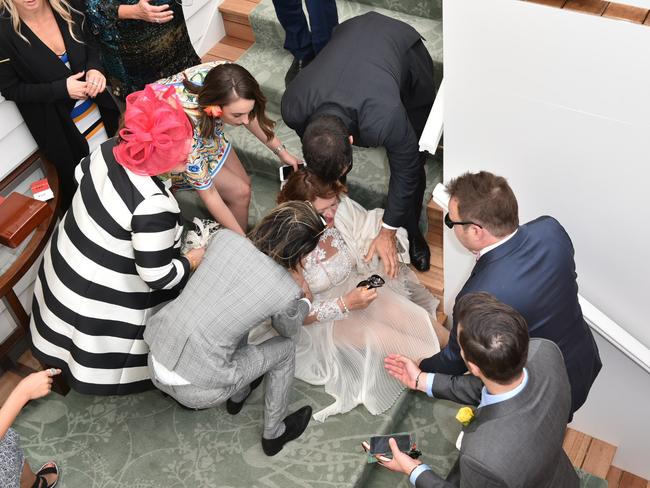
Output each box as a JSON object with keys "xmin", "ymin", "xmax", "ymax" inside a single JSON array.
[{"xmin": 455, "ymin": 407, "xmax": 475, "ymax": 427}]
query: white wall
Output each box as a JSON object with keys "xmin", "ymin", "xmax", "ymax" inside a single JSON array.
[{"xmin": 443, "ymin": 0, "xmax": 650, "ymax": 477}]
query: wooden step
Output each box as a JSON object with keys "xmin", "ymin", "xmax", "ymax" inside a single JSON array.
[
  {"xmin": 426, "ymin": 200, "xmax": 444, "ymax": 249},
  {"xmin": 563, "ymin": 427, "xmax": 618, "ymax": 482},
  {"xmin": 219, "ymin": 0, "xmax": 257, "ymax": 24},
  {"xmin": 218, "ymin": 0, "xmax": 256, "ymax": 42},
  {"xmin": 201, "ymin": 36, "xmax": 252, "ymax": 62}
]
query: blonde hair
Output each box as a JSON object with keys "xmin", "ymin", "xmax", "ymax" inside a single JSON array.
[
  {"xmin": 1, "ymin": 0, "xmax": 84, "ymax": 44},
  {"xmin": 248, "ymin": 201, "xmax": 325, "ymax": 270}
]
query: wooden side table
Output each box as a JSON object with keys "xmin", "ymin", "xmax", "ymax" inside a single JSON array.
[{"xmin": 0, "ymin": 152, "xmax": 69, "ymax": 394}]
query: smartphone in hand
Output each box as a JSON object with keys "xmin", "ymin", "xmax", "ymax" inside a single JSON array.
[{"xmin": 279, "ymin": 162, "xmax": 307, "ymax": 182}]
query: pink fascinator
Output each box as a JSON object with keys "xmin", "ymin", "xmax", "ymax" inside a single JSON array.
[{"xmin": 113, "ymin": 84, "xmax": 192, "ymax": 176}]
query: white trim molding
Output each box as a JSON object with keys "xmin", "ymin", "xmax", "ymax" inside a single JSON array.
[
  {"xmin": 580, "ymin": 294, "xmax": 650, "ymax": 374},
  {"xmin": 419, "ymin": 78, "xmax": 444, "ymax": 154}
]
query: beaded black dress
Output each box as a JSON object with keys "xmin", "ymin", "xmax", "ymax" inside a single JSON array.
[{"xmin": 85, "ymin": 0, "xmax": 201, "ymax": 98}]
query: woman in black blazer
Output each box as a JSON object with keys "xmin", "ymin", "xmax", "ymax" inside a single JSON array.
[{"xmin": 0, "ymin": 0, "xmax": 119, "ymax": 210}]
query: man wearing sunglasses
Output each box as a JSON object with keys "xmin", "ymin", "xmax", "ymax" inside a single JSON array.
[{"xmin": 419, "ymin": 171, "xmax": 601, "ymax": 420}]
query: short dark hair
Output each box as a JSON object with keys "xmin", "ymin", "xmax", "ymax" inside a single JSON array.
[
  {"xmin": 446, "ymin": 171, "xmax": 519, "ymax": 237},
  {"xmin": 301, "ymin": 114, "xmax": 351, "ymax": 183},
  {"xmin": 456, "ymin": 292, "xmax": 529, "ymax": 384},
  {"xmin": 247, "ymin": 201, "xmax": 325, "ymax": 270}
]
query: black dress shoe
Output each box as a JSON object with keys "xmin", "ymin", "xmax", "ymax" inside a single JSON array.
[
  {"xmin": 226, "ymin": 376, "xmax": 264, "ymax": 415},
  {"xmin": 285, "ymin": 56, "xmax": 313, "ymax": 87},
  {"xmin": 261, "ymin": 405, "xmax": 312, "ymax": 456},
  {"xmin": 410, "ymin": 231, "xmax": 431, "ymax": 272}
]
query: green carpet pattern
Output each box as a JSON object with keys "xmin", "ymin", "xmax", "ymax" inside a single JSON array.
[{"xmin": 13, "ymin": 383, "xmax": 461, "ymax": 487}]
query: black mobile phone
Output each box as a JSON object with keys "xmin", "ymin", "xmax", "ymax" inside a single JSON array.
[
  {"xmin": 369, "ymin": 433, "xmax": 412, "ymax": 455},
  {"xmin": 279, "ymin": 162, "xmax": 307, "ymax": 181}
]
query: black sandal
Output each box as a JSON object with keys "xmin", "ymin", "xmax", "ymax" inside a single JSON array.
[{"xmin": 31, "ymin": 461, "xmax": 59, "ymax": 488}]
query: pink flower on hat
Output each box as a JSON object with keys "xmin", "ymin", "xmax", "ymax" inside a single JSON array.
[{"xmin": 113, "ymin": 84, "xmax": 193, "ymax": 176}]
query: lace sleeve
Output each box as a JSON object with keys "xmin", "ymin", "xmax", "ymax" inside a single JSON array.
[{"xmin": 309, "ymin": 298, "xmax": 347, "ymax": 323}]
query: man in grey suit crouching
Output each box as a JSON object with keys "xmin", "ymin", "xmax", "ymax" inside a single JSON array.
[
  {"xmin": 144, "ymin": 202, "xmax": 325, "ymax": 456},
  {"xmin": 381, "ymin": 292, "xmax": 579, "ymax": 487}
]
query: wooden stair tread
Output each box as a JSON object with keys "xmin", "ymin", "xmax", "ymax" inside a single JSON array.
[
  {"xmin": 204, "ymin": 42, "xmax": 248, "ymax": 62},
  {"xmin": 607, "ymin": 466, "xmax": 624, "ymax": 487},
  {"xmin": 219, "ymin": 0, "xmax": 257, "ymax": 24},
  {"xmin": 563, "ymin": 427, "xmax": 592, "ymax": 467},
  {"xmin": 581, "ymin": 438, "xmax": 617, "ymax": 479},
  {"xmin": 220, "ymin": 35, "xmax": 254, "ymax": 50},
  {"xmin": 618, "ymin": 471, "xmax": 648, "ymax": 488}
]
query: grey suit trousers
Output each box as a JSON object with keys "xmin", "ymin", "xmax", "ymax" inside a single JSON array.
[{"xmin": 150, "ymin": 335, "xmax": 295, "ymax": 438}]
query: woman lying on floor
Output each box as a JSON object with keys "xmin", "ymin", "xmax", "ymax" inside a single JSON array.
[{"xmin": 252, "ymin": 169, "xmax": 449, "ymax": 421}]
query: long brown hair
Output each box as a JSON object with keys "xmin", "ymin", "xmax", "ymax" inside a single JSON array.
[
  {"xmin": 183, "ymin": 63, "xmax": 275, "ymax": 140},
  {"xmin": 0, "ymin": 0, "xmax": 84, "ymax": 44},
  {"xmin": 277, "ymin": 169, "xmax": 346, "ymax": 205}
]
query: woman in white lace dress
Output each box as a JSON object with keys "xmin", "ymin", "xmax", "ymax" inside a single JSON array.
[{"xmin": 276, "ymin": 171, "xmax": 449, "ymax": 421}]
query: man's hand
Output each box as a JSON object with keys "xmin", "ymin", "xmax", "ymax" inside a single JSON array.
[
  {"xmin": 365, "ymin": 227, "xmax": 398, "ymax": 278},
  {"xmin": 384, "ymin": 354, "xmax": 422, "ymax": 391},
  {"xmin": 376, "ymin": 438, "xmax": 422, "ymax": 475}
]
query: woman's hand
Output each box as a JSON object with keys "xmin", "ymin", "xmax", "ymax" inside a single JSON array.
[
  {"xmin": 185, "ymin": 246, "xmax": 206, "ymax": 271},
  {"xmin": 85, "ymin": 70, "xmax": 106, "ymax": 98},
  {"xmin": 66, "ymin": 71, "xmax": 87, "ymax": 100},
  {"xmin": 14, "ymin": 369, "xmax": 61, "ymax": 403},
  {"xmin": 119, "ymin": 0, "xmax": 174, "ymax": 23},
  {"xmin": 343, "ymin": 286, "xmax": 378, "ymax": 311},
  {"xmin": 135, "ymin": 0, "xmax": 174, "ymax": 23},
  {"xmin": 278, "ymin": 150, "xmax": 302, "ymax": 171}
]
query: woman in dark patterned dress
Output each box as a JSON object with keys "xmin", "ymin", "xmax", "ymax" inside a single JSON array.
[{"xmin": 84, "ymin": 0, "xmax": 200, "ymax": 98}]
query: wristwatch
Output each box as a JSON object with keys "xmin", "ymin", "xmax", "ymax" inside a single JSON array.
[{"xmin": 273, "ymin": 143, "xmax": 286, "ymax": 155}]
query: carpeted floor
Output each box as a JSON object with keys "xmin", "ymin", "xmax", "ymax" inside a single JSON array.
[{"xmin": 13, "ymin": 382, "xmax": 460, "ymax": 487}]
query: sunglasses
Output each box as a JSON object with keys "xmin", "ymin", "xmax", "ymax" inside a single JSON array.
[
  {"xmin": 444, "ymin": 213, "xmax": 483, "ymax": 229},
  {"xmin": 356, "ymin": 274, "xmax": 385, "ymax": 289}
]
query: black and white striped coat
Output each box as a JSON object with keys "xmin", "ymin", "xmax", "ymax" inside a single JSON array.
[{"xmin": 30, "ymin": 138, "xmax": 190, "ymax": 395}]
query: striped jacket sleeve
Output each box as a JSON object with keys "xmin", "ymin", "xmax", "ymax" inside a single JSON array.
[{"xmin": 131, "ymin": 194, "xmax": 190, "ymax": 291}]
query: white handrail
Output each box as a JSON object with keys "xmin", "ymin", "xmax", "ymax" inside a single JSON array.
[
  {"xmin": 579, "ymin": 294, "xmax": 650, "ymax": 374},
  {"xmin": 419, "ymin": 78, "xmax": 444, "ymax": 154}
]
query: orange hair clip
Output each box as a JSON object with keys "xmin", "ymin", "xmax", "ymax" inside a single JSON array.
[{"xmin": 204, "ymin": 105, "xmax": 223, "ymax": 118}]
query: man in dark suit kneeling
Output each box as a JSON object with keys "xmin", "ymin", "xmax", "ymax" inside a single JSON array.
[
  {"xmin": 420, "ymin": 171, "xmax": 601, "ymax": 418},
  {"xmin": 382, "ymin": 292, "xmax": 579, "ymax": 488}
]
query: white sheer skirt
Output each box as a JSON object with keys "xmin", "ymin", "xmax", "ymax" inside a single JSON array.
[{"xmin": 250, "ymin": 266, "xmax": 440, "ymax": 422}]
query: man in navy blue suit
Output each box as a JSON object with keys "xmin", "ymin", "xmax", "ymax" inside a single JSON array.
[{"xmin": 419, "ymin": 171, "xmax": 601, "ymax": 417}]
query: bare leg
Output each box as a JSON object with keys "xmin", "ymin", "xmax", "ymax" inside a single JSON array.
[
  {"xmin": 20, "ymin": 462, "xmax": 36, "ymax": 488},
  {"xmin": 213, "ymin": 149, "xmax": 252, "ymax": 231}
]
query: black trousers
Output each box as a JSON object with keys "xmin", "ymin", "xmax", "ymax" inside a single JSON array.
[{"xmin": 401, "ymin": 39, "xmax": 437, "ymax": 236}]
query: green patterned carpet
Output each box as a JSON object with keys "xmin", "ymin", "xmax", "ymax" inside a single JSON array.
[{"xmin": 14, "ymin": 383, "xmax": 462, "ymax": 487}]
